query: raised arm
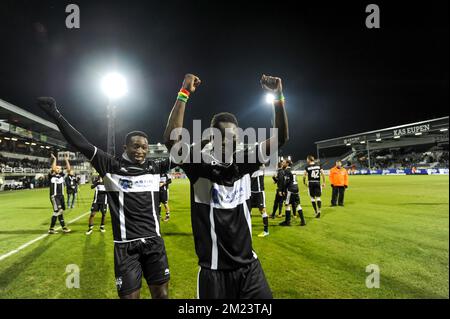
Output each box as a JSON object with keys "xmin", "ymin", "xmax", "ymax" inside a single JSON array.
[
  {"xmin": 163, "ymin": 74, "xmax": 201, "ymax": 151},
  {"xmin": 260, "ymin": 75, "xmax": 289, "ymax": 156},
  {"xmin": 50, "ymin": 153, "xmax": 57, "ymax": 172},
  {"xmin": 64, "ymin": 153, "xmax": 71, "ymax": 172},
  {"xmin": 37, "ymin": 97, "xmax": 96, "ymax": 160}
]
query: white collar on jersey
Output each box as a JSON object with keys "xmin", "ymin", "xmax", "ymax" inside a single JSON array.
[{"xmin": 122, "ymin": 152, "xmax": 146, "ymax": 165}]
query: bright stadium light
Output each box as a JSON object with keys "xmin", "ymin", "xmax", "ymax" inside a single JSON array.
[
  {"xmin": 346, "ymin": 143, "xmax": 351, "ymax": 146},
  {"xmin": 265, "ymin": 93, "xmax": 275, "ymax": 104},
  {"xmin": 101, "ymin": 72, "xmax": 128, "ymax": 100},
  {"xmin": 376, "ymin": 138, "xmax": 382, "ymax": 142},
  {"xmin": 360, "ymin": 141, "xmax": 366, "ymax": 144},
  {"xmin": 101, "ymin": 72, "xmax": 128, "ymax": 156},
  {"xmin": 394, "ymin": 135, "xmax": 401, "ymax": 139},
  {"xmin": 440, "ymin": 128, "xmax": 448, "ymax": 132},
  {"xmin": 415, "ymin": 132, "xmax": 422, "ymax": 136}
]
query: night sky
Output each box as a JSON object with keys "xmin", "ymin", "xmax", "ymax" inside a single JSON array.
[{"xmin": 0, "ymin": 0, "xmax": 448, "ymax": 159}]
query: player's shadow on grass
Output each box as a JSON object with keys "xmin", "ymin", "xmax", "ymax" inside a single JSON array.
[
  {"xmin": 17, "ymin": 206, "xmax": 50, "ymax": 210},
  {"xmin": 0, "ymin": 229, "xmax": 50, "ymax": 235},
  {"xmin": 80, "ymin": 235, "xmax": 109, "ymax": 299},
  {"xmin": 402, "ymin": 202, "xmax": 448, "ymax": 206},
  {"xmin": 161, "ymin": 231, "xmax": 192, "ymax": 237},
  {"xmin": 0, "ymin": 236, "xmax": 62, "ymax": 291}
]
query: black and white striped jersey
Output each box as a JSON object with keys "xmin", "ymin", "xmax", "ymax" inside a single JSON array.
[
  {"xmin": 251, "ymin": 170, "xmax": 265, "ymax": 192},
  {"xmin": 92, "ymin": 179, "xmax": 108, "ymax": 205},
  {"xmin": 306, "ymin": 163, "xmax": 322, "ymax": 183},
  {"xmin": 90, "ymin": 147, "xmax": 170, "ymax": 243},
  {"xmin": 178, "ymin": 143, "xmax": 265, "ymax": 270},
  {"xmin": 283, "ymin": 167, "xmax": 299, "ymax": 193},
  {"xmin": 49, "ymin": 172, "xmax": 65, "ymax": 196},
  {"xmin": 159, "ymin": 173, "xmax": 172, "ymax": 192}
]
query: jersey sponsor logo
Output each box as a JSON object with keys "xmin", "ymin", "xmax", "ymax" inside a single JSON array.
[
  {"xmin": 212, "ymin": 185, "xmax": 246, "ymax": 205},
  {"xmin": 164, "ymin": 268, "xmax": 170, "ymax": 276},
  {"xmin": 194, "ymin": 175, "xmax": 251, "ymax": 209},
  {"xmin": 105, "ymin": 173, "xmax": 160, "ymax": 193}
]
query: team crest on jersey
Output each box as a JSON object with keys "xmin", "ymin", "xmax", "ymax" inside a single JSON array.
[
  {"xmin": 115, "ymin": 277, "xmax": 123, "ymax": 289},
  {"xmin": 119, "ymin": 178, "xmax": 133, "ymax": 190}
]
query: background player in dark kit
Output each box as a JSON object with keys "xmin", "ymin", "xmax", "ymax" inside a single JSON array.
[
  {"xmin": 279, "ymin": 159, "xmax": 306, "ymax": 226},
  {"xmin": 65, "ymin": 169, "xmax": 79, "ymax": 209},
  {"xmin": 271, "ymin": 161, "xmax": 285, "ymax": 219},
  {"xmin": 159, "ymin": 172, "xmax": 172, "ymax": 222},
  {"xmin": 86, "ymin": 175, "xmax": 108, "ymax": 235},
  {"xmin": 250, "ymin": 166, "xmax": 269, "ymax": 237},
  {"xmin": 48, "ymin": 153, "xmax": 71, "ymax": 234},
  {"xmin": 164, "ymin": 73, "xmax": 289, "ymax": 299},
  {"xmin": 303, "ymin": 155, "xmax": 326, "ymax": 218},
  {"xmin": 37, "ymin": 97, "xmax": 170, "ymax": 299}
]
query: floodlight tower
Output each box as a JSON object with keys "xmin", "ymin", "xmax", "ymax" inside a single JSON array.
[{"xmin": 101, "ymin": 72, "xmax": 128, "ymax": 156}]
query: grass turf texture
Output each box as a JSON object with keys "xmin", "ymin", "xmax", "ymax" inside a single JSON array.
[{"xmin": 0, "ymin": 175, "xmax": 448, "ymax": 299}]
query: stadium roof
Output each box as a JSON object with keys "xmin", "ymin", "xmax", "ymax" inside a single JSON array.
[
  {"xmin": 0, "ymin": 98, "xmax": 66, "ymax": 147},
  {"xmin": 315, "ymin": 117, "xmax": 449, "ymax": 150}
]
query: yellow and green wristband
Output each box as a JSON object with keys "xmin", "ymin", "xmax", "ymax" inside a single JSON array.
[{"xmin": 274, "ymin": 92, "xmax": 285, "ymax": 102}]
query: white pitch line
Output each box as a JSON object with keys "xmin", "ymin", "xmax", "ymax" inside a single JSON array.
[{"xmin": 0, "ymin": 211, "xmax": 91, "ymax": 262}]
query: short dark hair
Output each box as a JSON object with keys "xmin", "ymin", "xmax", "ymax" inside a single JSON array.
[
  {"xmin": 307, "ymin": 155, "xmax": 315, "ymax": 161},
  {"xmin": 125, "ymin": 131, "xmax": 149, "ymax": 145},
  {"xmin": 210, "ymin": 112, "xmax": 238, "ymax": 129}
]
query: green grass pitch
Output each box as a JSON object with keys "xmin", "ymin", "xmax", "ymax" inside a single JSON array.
[{"xmin": 0, "ymin": 175, "xmax": 448, "ymax": 298}]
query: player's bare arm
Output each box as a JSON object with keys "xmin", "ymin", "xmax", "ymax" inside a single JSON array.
[
  {"xmin": 303, "ymin": 171, "xmax": 308, "ymax": 186},
  {"xmin": 260, "ymin": 74, "xmax": 289, "ymax": 155},
  {"xmin": 50, "ymin": 153, "xmax": 57, "ymax": 172},
  {"xmin": 64, "ymin": 153, "xmax": 71, "ymax": 172},
  {"xmin": 321, "ymin": 169, "xmax": 326, "ymax": 188},
  {"xmin": 163, "ymin": 74, "xmax": 201, "ymax": 151}
]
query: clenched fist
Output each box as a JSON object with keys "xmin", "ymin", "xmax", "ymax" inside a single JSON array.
[
  {"xmin": 37, "ymin": 97, "xmax": 59, "ymax": 117},
  {"xmin": 260, "ymin": 74, "xmax": 283, "ymax": 94},
  {"xmin": 182, "ymin": 74, "xmax": 201, "ymax": 93}
]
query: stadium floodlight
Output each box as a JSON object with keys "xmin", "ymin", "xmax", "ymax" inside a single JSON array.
[
  {"xmin": 440, "ymin": 128, "xmax": 448, "ymax": 132},
  {"xmin": 360, "ymin": 141, "xmax": 366, "ymax": 144},
  {"xmin": 415, "ymin": 132, "xmax": 422, "ymax": 136},
  {"xmin": 31, "ymin": 142, "xmax": 36, "ymax": 145},
  {"xmin": 4, "ymin": 137, "xmax": 10, "ymax": 140},
  {"xmin": 101, "ymin": 72, "xmax": 128, "ymax": 156},
  {"xmin": 394, "ymin": 136, "xmax": 401, "ymax": 139},
  {"xmin": 101, "ymin": 72, "xmax": 128, "ymax": 100},
  {"xmin": 11, "ymin": 137, "xmax": 18, "ymax": 141},
  {"xmin": 265, "ymin": 93, "xmax": 275, "ymax": 104},
  {"xmin": 376, "ymin": 138, "xmax": 382, "ymax": 142},
  {"xmin": 346, "ymin": 143, "xmax": 351, "ymax": 146}
]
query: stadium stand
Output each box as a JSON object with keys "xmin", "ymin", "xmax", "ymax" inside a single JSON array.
[
  {"xmin": 0, "ymin": 98, "xmax": 91, "ymax": 191},
  {"xmin": 309, "ymin": 117, "xmax": 449, "ymax": 174}
]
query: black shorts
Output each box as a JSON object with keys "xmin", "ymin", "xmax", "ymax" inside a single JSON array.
[
  {"xmin": 50, "ymin": 195, "xmax": 65, "ymax": 212},
  {"xmin": 114, "ymin": 236, "xmax": 170, "ymax": 296},
  {"xmin": 91, "ymin": 203, "xmax": 107, "ymax": 214},
  {"xmin": 250, "ymin": 192, "xmax": 266, "ymax": 209},
  {"xmin": 159, "ymin": 190, "xmax": 169, "ymax": 204},
  {"xmin": 285, "ymin": 191, "xmax": 300, "ymax": 206},
  {"xmin": 308, "ymin": 182, "xmax": 322, "ymax": 198},
  {"xmin": 198, "ymin": 259, "xmax": 272, "ymax": 299}
]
